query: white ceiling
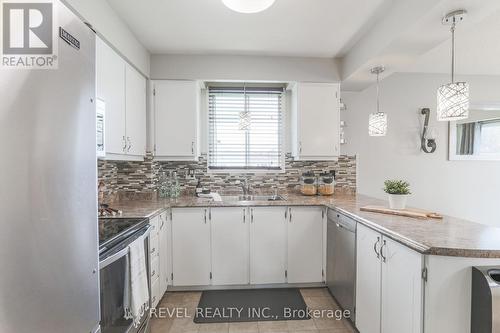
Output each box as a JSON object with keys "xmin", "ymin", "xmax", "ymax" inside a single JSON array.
[
  {"xmin": 403, "ymin": 9, "xmax": 500, "ymax": 76},
  {"xmin": 106, "ymin": 0, "xmax": 389, "ymax": 57}
]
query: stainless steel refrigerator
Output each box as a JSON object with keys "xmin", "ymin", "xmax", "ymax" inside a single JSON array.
[{"xmin": 0, "ymin": 2, "xmax": 100, "ymax": 333}]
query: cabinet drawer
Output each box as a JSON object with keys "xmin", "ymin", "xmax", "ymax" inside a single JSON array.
[
  {"xmin": 151, "ymin": 278, "xmax": 160, "ymax": 309},
  {"xmin": 149, "ymin": 216, "xmax": 160, "ymax": 236},
  {"xmin": 150, "ymin": 234, "xmax": 159, "ymax": 258},
  {"xmin": 150, "ymin": 255, "xmax": 159, "ymax": 282}
]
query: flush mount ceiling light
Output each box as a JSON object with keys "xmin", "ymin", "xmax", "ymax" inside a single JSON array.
[
  {"xmin": 437, "ymin": 10, "xmax": 469, "ymax": 121},
  {"xmin": 222, "ymin": 0, "xmax": 276, "ymax": 13},
  {"xmin": 369, "ymin": 66, "xmax": 387, "ymax": 137}
]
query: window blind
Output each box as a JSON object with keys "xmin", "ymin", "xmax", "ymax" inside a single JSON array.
[{"xmin": 208, "ymin": 85, "xmax": 284, "ymax": 170}]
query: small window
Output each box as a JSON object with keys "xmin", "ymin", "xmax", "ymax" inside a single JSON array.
[
  {"xmin": 478, "ymin": 120, "xmax": 500, "ymax": 154},
  {"xmin": 208, "ymin": 84, "xmax": 285, "ymax": 172}
]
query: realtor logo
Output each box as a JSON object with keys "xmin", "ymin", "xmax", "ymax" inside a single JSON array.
[{"xmin": 1, "ymin": 0, "xmax": 58, "ymax": 69}]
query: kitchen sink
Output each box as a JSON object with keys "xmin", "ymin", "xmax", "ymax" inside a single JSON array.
[{"xmin": 219, "ymin": 194, "xmax": 286, "ymax": 202}]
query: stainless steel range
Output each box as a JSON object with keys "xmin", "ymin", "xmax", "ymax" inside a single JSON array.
[{"xmin": 99, "ymin": 218, "xmax": 151, "ymax": 333}]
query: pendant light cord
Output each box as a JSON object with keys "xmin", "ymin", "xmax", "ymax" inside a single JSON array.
[
  {"xmin": 451, "ymin": 19, "xmax": 456, "ymax": 83},
  {"xmin": 376, "ymin": 71, "xmax": 380, "ymax": 114}
]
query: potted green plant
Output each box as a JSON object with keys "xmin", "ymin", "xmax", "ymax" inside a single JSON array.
[{"xmin": 383, "ymin": 180, "xmax": 411, "ymax": 209}]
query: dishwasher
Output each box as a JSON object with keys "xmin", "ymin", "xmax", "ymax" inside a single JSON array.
[{"xmin": 326, "ymin": 209, "xmax": 357, "ymax": 323}]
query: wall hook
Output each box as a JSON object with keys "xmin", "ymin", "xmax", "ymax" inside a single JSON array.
[{"xmin": 421, "ymin": 108, "xmax": 437, "ymax": 153}]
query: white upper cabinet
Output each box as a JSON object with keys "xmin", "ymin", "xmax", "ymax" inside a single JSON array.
[
  {"xmin": 291, "ymin": 82, "xmax": 340, "ymax": 160},
  {"xmin": 96, "ymin": 37, "xmax": 126, "ymax": 156},
  {"xmin": 125, "ymin": 64, "xmax": 146, "ymax": 157},
  {"xmin": 210, "ymin": 207, "xmax": 249, "ymax": 285},
  {"xmin": 287, "ymin": 206, "xmax": 324, "ymax": 283},
  {"xmin": 96, "ymin": 37, "xmax": 146, "ymax": 161},
  {"xmin": 250, "ymin": 207, "xmax": 287, "ymax": 284},
  {"xmin": 153, "ymin": 80, "xmax": 200, "ymax": 160}
]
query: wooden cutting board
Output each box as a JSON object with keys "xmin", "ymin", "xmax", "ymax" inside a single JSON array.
[{"xmin": 360, "ymin": 205, "xmax": 443, "ymax": 220}]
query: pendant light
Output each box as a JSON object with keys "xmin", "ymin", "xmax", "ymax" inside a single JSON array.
[
  {"xmin": 437, "ymin": 10, "xmax": 469, "ymax": 121},
  {"xmin": 369, "ymin": 66, "xmax": 387, "ymax": 137},
  {"xmin": 222, "ymin": 0, "xmax": 276, "ymax": 14}
]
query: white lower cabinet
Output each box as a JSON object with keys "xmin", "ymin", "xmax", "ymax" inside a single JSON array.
[
  {"xmin": 148, "ymin": 214, "xmax": 161, "ymax": 308},
  {"xmin": 158, "ymin": 211, "xmax": 171, "ymax": 296},
  {"xmin": 168, "ymin": 206, "xmax": 324, "ymax": 287},
  {"xmin": 355, "ymin": 223, "xmax": 423, "ymax": 333},
  {"xmin": 250, "ymin": 207, "xmax": 287, "ymax": 284},
  {"xmin": 171, "ymin": 208, "xmax": 211, "ymax": 286},
  {"xmin": 151, "ymin": 278, "xmax": 160, "ymax": 309},
  {"xmin": 210, "ymin": 207, "xmax": 249, "ymax": 285},
  {"xmin": 355, "ymin": 224, "xmax": 382, "ymax": 333},
  {"xmin": 287, "ymin": 207, "xmax": 324, "ymax": 283}
]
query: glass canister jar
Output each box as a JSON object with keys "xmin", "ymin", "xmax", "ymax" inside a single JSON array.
[
  {"xmin": 300, "ymin": 172, "xmax": 318, "ymax": 196},
  {"xmin": 318, "ymin": 172, "xmax": 335, "ymax": 196}
]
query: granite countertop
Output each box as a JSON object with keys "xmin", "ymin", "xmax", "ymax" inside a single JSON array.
[{"xmin": 104, "ymin": 191, "xmax": 500, "ymax": 259}]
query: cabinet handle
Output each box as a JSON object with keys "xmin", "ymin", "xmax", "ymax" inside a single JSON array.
[
  {"xmin": 204, "ymin": 209, "xmax": 207, "ymax": 224},
  {"xmin": 285, "ymin": 208, "xmax": 288, "ymax": 220},
  {"xmin": 380, "ymin": 239, "xmax": 387, "ymax": 263},
  {"xmin": 299, "ymin": 142, "xmax": 302, "ymax": 153},
  {"xmin": 127, "ymin": 137, "xmax": 132, "ymax": 152},
  {"xmin": 251, "ymin": 208, "xmax": 254, "ymax": 223},
  {"xmin": 289, "ymin": 208, "xmax": 292, "ymax": 222},
  {"xmin": 122, "ymin": 136, "xmax": 127, "ymax": 152},
  {"xmin": 373, "ymin": 237, "xmax": 380, "ymax": 259},
  {"xmin": 191, "ymin": 141, "xmax": 195, "ymax": 154},
  {"xmin": 209, "ymin": 209, "xmax": 211, "ymax": 221},
  {"xmin": 243, "ymin": 209, "xmax": 246, "ymax": 223}
]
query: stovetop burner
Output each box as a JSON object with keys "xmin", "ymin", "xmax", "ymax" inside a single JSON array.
[{"xmin": 99, "ymin": 217, "xmax": 148, "ymax": 251}]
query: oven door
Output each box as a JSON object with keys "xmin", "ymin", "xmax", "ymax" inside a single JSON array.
[{"xmin": 99, "ymin": 227, "xmax": 151, "ymax": 333}]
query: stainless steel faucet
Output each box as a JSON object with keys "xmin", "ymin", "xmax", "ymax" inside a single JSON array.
[{"xmin": 240, "ymin": 179, "xmax": 251, "ymax": 196}]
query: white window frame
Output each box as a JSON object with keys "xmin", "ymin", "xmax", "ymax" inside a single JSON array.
[{"xmin": 206, "ymin": 83, "xmax": 286, "ymax": 174}]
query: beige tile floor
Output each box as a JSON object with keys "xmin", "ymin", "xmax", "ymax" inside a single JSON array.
[{"xmin": 150, "ymin": 288, "xmax": 356, "ymax": 333}]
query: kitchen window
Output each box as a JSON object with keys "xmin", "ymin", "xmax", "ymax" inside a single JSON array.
[{"xmin": 208, "ymin": 84, "xmax": 285, "ymax": 172}]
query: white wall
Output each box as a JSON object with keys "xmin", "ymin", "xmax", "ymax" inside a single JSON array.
[
  {"xmin": 342, "ymin": 72, "xmax": 500, "ymax": 226},
  {"xmin": 62, "ymin": 0, "xmax": 150, "ymax": 76},
  {"xmin": 150, "ymin": 54, "xmax": 340, "ymax": 82}
]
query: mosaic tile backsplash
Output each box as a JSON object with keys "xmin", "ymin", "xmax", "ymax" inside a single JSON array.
[{"xmin": 98, "ymin": 153, "xmax": 356, "ymax": 200}]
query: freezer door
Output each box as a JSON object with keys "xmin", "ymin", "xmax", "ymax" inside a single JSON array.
[{"xmin": 0, "ymin": 2, "xmax": 99, "ymax": 333}]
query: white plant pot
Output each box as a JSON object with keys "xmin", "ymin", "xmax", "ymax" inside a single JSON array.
[{"xmin": 388, "ymin": 194, "xmax": 408, "ymax": 210}]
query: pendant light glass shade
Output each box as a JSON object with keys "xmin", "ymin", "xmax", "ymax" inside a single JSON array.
[
  {"xmin": 222, "ymin": 0, "xmax": 276, "ymax": 13},
  {"xmin": 437, "ymin": 82, "xmax": 469, "ymax": 121},
  {"xmin": 437, "ymin": 10, "xmax": 469, "ymax": 121},
  {"xmin": 369, "ymin": 112, "xmax": 387, "ymax": 136},
  {"xmin": 369, "ymin": 66, "xmax": 387, "ymax": 137}
]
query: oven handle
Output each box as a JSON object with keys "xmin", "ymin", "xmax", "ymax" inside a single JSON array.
[
  {"xmin": 99, "ymin": 225, "xmax": 151, "ymax": 270},
  {"xmin": 99, "ymin": 247, "xmax": 128, "ymax": 269}
]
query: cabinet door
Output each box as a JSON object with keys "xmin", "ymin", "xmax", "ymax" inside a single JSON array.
[
  {"xmin": 210, "ymin": 207, "xmax": 249, "ymax": 285},
  {"xmin": 381, "ymin": 237, "xmax": 423, "ymax": 333},
  {"xmin": 125, "ymin": 64, "xmax": 146, "ymax": 157},
  {"xmin": 250, "ymin": 207, "xmax": 287, "ymax": 284},
  {"xmin": 295, "ymin": 83, "xmax": 339, "ymax": 159},
  {"xmin": 158, "ymin": 211, "xmax": 170, "ymax": 295},
  {"xmin": 355, "ymin": 224, "xmax": 382, "ymax": 333},
  {"xmin": 96, "ymin": 37, "xmax": 126, "ymax": 156},
  {"xmin": 287, "ymin": 207, "xmax": 324, "ymax": 283},
  {"xmin": 154, "ymin": 80, "xmax": 199, "ymax": 159},
  {"xmin": 171, "ymin": 208, "xmax": 210, "ymax": 286}
]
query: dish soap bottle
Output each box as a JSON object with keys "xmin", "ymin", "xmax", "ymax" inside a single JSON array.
[{"xmin": 195, "ymin": 179, "xmax": 203, "ymax": 197}]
